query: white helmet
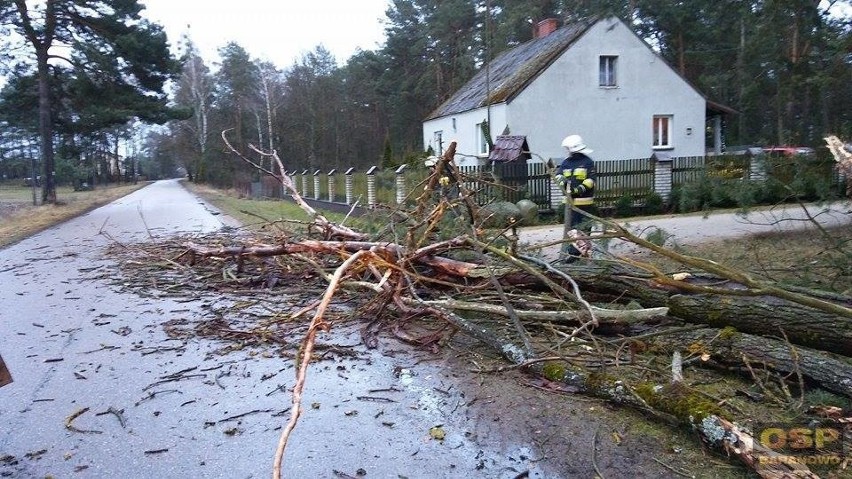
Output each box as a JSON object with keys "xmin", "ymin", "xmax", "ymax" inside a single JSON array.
[
  {"xmin": 424, "ymin": 156, "xmax": 438, "ymax": 167},
  {"xmin": 561, "ymin": 134, "xmax": 592, "ymax": 154}
]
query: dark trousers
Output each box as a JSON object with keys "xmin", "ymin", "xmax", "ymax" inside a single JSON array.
[
  {"xmin": 561, "ymin": 203, "xmax": 595, "ymax": 260},
  {"xmin": 569, "ymin": 203, "xmax": 595, "ymax": 232}
]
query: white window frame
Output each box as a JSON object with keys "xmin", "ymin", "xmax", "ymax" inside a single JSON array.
[
  {"xmin": 599, "ymin": 55, "xmax": 617, "ymax": 87},
  {"xmin": 434, "ymin": 130, "xmax": 443, "ymax": 156},
  {"xmin": 475, "ymin": 122, "xmax": 489, "ymax": 156},
  {"xmin": 653, "ymin": 115, "xmax": 673, "ymax": 149}
]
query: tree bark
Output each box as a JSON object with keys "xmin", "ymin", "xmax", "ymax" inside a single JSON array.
[
  {"xmin": 430, "ymin": 306, "xmax": 818, "ymax": 479},
  {"xmin": 648, "ymin": 328, "xmax": 852, "ymax": 398},
  {"xmin": 505, "ymin": 263, "xmax": 852, "ymax": 356},
  {"xmin": 667, "ymin": 294, "xmax": 852, "ymax": 357}
]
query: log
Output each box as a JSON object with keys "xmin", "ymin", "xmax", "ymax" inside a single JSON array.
[
  {"xmin": 420, "ymin": 297, "xmax": 667, "ymax": 327},
  {"xmin": 667, "ymin": 294, "xmax": 852, "ymax": 357},
  {"xmin": 427, "ymin": 305, "xmax": 818, "ymax": 478},
  {"xmin": 647, "ymin": 327, "xmax": 852, "ymax": 398},
  {"xmin": 504, "ymin": 262, "xmax": 852, "ymax": 356}
]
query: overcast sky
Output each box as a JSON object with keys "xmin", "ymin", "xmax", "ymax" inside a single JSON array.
[{"xmin": 139, "ymin": 0, "xmax": 390, "ymax": 69}]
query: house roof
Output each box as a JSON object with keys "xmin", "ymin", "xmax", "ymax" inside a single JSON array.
[
  {"xmin": 488, "ymin": 135, "xmax": 532, "ymax": 163},
  {"xmin": 425, "ymin": 18, "xmax": 596, "ymax": 121},
  {"xmin": 425, "ymin": 16, "xmax": 736, "ymax": 122}
]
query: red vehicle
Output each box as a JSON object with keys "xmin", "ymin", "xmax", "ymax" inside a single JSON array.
[{"xmin": 762, "ymin": 146, "xmax": 816, "ymax": 157}]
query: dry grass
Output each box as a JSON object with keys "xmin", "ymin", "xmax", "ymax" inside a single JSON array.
[{"xmin": 0, "ymin": 182, "xmax": 148, "ymax": 248}]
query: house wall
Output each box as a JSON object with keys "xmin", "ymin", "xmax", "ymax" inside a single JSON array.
[
  {"xmin": 508, "ymin": 17, "xmax": 706, "ymax": 162},
  {"xmin": 422, "ymin": 105, "xmax": 507, "ymax": 167}
]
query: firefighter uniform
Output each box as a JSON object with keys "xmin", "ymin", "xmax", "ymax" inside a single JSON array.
[{"xmin": 555, "ymin": 151, "xmax": 596, "ymax": 230}]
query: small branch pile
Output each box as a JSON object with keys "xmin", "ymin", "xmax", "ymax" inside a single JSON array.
[{"xmin": 155, "ymin": 136, "xmax": 852, "ymax": 479}]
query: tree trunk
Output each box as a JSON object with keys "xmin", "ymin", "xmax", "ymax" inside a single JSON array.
[
  {"xmin": 667, "ymin": 294, "xmax": 852, "ymax": 356},
  {"xmin": 432, "ymin": 307, "xmax": 818, "ymax": 479},
  {"xmin": 648, "ymin": 328, "xmax": 852, "ymax": 398},
  {"xmin": 504, "ymin": 263, "xmax": 852, "ymax": 356},
  {"xmin": 36, "ymin": 49, "xmax": 56, "ymax": 204}
]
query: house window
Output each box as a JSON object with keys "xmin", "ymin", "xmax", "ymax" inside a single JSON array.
[
  {"xmin": 653, "ymin": 115, "xmax": 672, "ymax": 148},
  {"xmin": 434, "ymin": 131, "xmax": 443, "ymax": 155},
  {"xmin": 599, "ymin": 55, "xmax": 617, "ymax": 87},
  {"xmin": 476, "ymin": 122, "xmax": 489, "ymax": 156}
]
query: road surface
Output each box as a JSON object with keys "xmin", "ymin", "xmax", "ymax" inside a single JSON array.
[{"xmin": 1, "ymin": 179, "xmax": 703, "ymax": 478}]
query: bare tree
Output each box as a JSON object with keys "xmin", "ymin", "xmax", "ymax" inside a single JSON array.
[{"xmin": 175, "ymin": 39, "xmax": 213, "ymax": 182}]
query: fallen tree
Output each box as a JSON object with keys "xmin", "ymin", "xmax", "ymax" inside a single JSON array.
[
  {"xmin": 502, "ymin": 261, "xmax": 852, "ymax": 356},
  {"xmin": 156, "ymin": 135, "xmax": 852, "ymax": 479},
  {"xmin": 647, "ymin": 327, "xmax": 852, "ymax": 399}
]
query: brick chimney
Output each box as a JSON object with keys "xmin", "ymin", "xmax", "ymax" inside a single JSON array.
[{"xmin": 533, "ymin": 18, "xmax": 559, "ymax": 39}]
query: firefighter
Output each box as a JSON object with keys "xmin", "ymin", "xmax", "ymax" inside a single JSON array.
[{"xmin": 554, "ymin": 134, "xmax": 596, "ymax": 259}]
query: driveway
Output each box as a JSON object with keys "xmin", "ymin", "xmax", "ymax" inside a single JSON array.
[
  {"xmin": 2, "ymin": 179, "xmax": 714, "ymax": 478},
  {"xmin": 521, "ymin": 201, "xmax": 852, "ymax": 257}
]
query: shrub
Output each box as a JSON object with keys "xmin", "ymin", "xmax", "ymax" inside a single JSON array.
[
  {"xmin": 644, "ymin": 192, "xmax": 664, "ymax": 215},
  {"xmin": 645, "ymin": 227, "xmax": 672, "ymax": 247},
  {"xmin": 613, "ymin": 195, "xmax": 633, "ymax": 217}
]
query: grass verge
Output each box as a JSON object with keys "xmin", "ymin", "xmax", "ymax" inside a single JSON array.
[
  {"xmin": 182, "ymin": 181, "xmax": 349, "ymax": 234},
  {"xmin": 0, "ymin": 182, "xmax": 148, "ymax": 249}
]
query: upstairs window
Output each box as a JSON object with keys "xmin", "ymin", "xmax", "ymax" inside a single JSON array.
[
  {"xmin": 599, "ymin": 55, "xmax": 617, "ymax": 87},
  {"xmin": 434, "ymin": 131, "xmax": 443, "ymax": 156},
  {"xmin": 653, "ymin": 115, "xmax": 672, "ymax": 148}
]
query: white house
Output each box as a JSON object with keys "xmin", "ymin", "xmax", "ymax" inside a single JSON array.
[{"xmin": 422, "ymin": 16, "xmax": 734, "ymax": 167}]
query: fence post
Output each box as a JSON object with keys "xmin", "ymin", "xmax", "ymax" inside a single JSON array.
[
  {"xmin": 313, "ymin": 169, "xmax": 321, "ymax": 200},
  {"xmin": 651, "ymin": 152, "xmax": 673, "ymax": 202},
  {"xmin": 301, "ymin": 169, "xmax": 309, "ymax": 197},
  {"xmin": 747, "ymin": 148, "xmax": 767, "ymax": 182},
  {"xmin": 395, "ymin": 164, "xmax": 407, "ymax": 205},
  {"xmin": 327, "ymin": 168, "xmax": 336, "ymax": 202},
  {"xmin": 366, "ymin": 166, "xmax": 378, "ymax": 208},
  {"xmin": 345, "ymin": 167, "xmax": 355, "ymax": 205}
]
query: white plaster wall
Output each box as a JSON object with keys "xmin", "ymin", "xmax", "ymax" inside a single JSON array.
[
  {"xmin": 422, "ymin": 105, "xmax": 507, "ymax": 167},
  {"xmin": 507, "ymin": 17, "xmax": 706, "ymax": 162}
]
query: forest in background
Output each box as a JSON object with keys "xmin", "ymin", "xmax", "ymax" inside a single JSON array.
[{"xmin": 0, "ymin": 0, "xmax": 851, "ymax": 191}]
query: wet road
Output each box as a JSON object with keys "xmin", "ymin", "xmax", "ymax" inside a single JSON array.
[
  {"xmin": 0, "ymin": 180, "xmax": 564, "ymax": 478},
  {"xmin": 1, "ymin": 179, "xmax": 729, "ymax": 479}
]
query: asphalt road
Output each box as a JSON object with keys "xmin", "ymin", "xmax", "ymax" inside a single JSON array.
[
  {"xmin": 0, "ymin": 180, "xmax": 569, "ymax": 478},
  {"xmin": 2, "ymin": 179, "xmax": 787, "ymax": 478}
]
